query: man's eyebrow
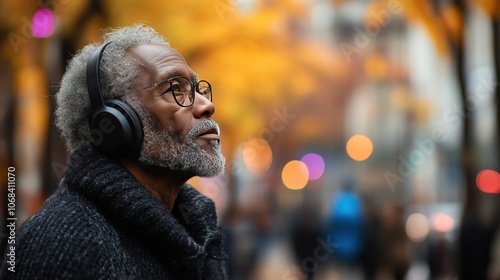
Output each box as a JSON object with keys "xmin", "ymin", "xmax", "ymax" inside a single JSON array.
[{"xmin": 158, "ymin": 70, "xmax": 197, "ymax": 82}]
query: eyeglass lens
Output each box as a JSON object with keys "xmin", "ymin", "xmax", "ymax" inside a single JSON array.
[{"xmin": 170, "ymin": 77, "xmax": 211, "ymax": 107}]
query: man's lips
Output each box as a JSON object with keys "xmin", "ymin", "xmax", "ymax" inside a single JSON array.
[{"xmin": 197, "ymin": 127, "xmax": 220, "ymax": 141}]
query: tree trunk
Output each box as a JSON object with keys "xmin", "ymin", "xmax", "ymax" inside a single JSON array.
[
  {"xmin": 493, "ymin": 13, "xmax": 500, "ymax": 180},
  {"xmin": 458, "ymin": 3, "xmax": 498, "ymax": 279}
]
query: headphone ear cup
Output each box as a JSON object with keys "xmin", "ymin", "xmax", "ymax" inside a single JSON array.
[
  {"xmin": 89, "ymin": 99, "xmax": 143, "ymax": 157},
  {"xmin": 105, "ymin": 99, "xmax": 144, "ymax": 156}
]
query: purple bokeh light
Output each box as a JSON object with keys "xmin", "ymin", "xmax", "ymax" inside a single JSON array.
[
  {"xmin": 32, "ymin": 8, "xmax": 55, "ymax": 38},
  {"xmin": 301, "ymin": 153, "xmax": 325, "ymax": 180}
]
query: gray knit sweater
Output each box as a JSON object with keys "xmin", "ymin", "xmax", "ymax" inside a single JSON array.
[{"xmin": 0, "ymin": 148, "xmax": 228, "ymax": 279}]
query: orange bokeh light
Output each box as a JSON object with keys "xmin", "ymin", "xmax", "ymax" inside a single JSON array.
[
  {"xmin": 242, "ymin": 138, "xmax": 273, "ymax": 174},
  {"xmin": 346, "ymin": 134, "xmax": 373, "ymax": 161},
  {"xmin": 281, "ymin": 160, "xmax": 309, "ymax": 190}
]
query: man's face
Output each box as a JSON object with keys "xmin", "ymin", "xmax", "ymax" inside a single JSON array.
[{"xmin": 126, "ymin": 43, "xmax": 225, "ymax": 177}]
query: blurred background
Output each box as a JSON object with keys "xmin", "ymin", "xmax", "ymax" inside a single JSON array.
[{"xmin": 0, "ymin": 0, "xmax": 499, "ymax": 279}]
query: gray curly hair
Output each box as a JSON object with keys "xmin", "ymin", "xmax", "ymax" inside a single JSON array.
[{"xmin": 55, "ymin": 24, "xmax": 169, "ymax": 151}]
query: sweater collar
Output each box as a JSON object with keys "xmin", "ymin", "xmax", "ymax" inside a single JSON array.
[{"xmin": 63, "ymin": 148, "xmax": 225, "ymax": 261}]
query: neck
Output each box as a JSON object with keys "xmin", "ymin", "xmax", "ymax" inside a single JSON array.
[{"xmin": 119, "ymin": 158, "xmax": 191, "ymax": 211}]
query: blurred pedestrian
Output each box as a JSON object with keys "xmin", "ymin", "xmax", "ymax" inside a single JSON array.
[
  {"xmin": 377, "ymin": 199, "xmax": 409, "ymax": 280},
  {"xmin": 290, "ymin": 199, "xmax": 324, "ymax": 280}
]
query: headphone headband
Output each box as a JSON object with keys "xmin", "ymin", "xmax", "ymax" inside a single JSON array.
[{"xmin": 86, "ymin": 42, "xmax": 111, "ymax": 111}]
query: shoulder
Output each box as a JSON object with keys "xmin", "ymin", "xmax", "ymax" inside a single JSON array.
[
  {"xmin": 20, "ymin": 185, "xmax": 112, "ymax": 239},
  {"xmin": 6, "ymin": 186, "xmax": 121, "ymax": 278}
]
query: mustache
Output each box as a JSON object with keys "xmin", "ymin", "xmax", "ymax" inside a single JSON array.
[{"xmin": 186, "ymin": 119, "xmax": 220, "ymax": 140}]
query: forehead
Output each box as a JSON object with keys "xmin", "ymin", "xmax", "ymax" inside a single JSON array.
[{"xmin": 129, "ymin": 43, "xmax": 195, "ymax": 84}]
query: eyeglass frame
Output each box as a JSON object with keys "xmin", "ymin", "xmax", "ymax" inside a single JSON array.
[{"xmin": 115, "ymin": 76, "xmax": 212, "ymax": 107}]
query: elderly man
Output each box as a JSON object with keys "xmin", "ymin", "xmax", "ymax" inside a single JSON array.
[{"xmin": 0, "ymin": 25, "xmax": 227, "ymax": 279}]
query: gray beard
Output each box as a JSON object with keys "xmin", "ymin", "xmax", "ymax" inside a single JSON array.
[
  {"xmin": 125, "ymin": 96, "xmax": 225, "ymax": 177},
  {"xmin": 139, "ymin": 118, "xmax": 225, "ymax": 177}
]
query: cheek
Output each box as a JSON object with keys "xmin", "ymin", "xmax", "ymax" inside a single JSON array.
[
  {"xmin": 150, "ymin": 104, "xmax": 193, "ymax": 138},
  {"xmin": 172, "ymin": 110, "xmax": 194, "ymax": 136}
]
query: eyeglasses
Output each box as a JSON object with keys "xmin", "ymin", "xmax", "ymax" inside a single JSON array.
[{"xmin": 121, "ymin": 76, "xmax": 212, "ymax": 107}]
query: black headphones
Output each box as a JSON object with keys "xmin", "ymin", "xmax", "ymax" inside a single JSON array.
[{"xmin": 86, "ymin": 42, "xmax": 144, "ymax": 157}]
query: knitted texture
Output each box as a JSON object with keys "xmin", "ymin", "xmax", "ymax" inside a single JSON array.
[{"xmin": 0, "ymin": 148, "xmax": 228, "ymax": 279}]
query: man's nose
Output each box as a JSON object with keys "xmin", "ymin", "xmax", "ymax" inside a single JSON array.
[{"xmin": 192, "ymin": 92, "xmax": 215, "ymax": 118}]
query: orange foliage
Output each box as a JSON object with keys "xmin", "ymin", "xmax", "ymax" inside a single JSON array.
[
  {"xmin": 399, "ymin": 0, "xmax": 449, "ymax": 55},
  {"xmin": 364, "ymin": 52, "xmax": 388, "ymax": 81},
  {"xmin": 441, "ymin": 5, "xmax": 464, "ymax": 45},
  {"xmin": 471, "ymin": 0, "xmax": 500, "ymax": 18},
  {"xmin": 364, "ymin": 1, "xmax": 387, "ymax": 24},
  {"xmin": 100, "ymin": 0, "xmax": 338, "ymax": 157},
  {"xmin": 329, "ymin": 0, "xmax": 349, "ymax": 6}
]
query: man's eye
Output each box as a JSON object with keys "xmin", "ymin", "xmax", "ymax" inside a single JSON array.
[
  {"xmin": 170, "ymin": 83, "xmax": 181, "ymax": 92},
  {"xmin": 199, "ymin": 88, "xmax": 209, "ymax": 95}
]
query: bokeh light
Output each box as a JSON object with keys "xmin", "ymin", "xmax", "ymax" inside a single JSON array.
[
  {"xmin": 281, "ymin": 160, "xmax": 309, "ymax": 190},
  {"xmin": 242, "ymin": 138, "xmax": 273, "ymax": 174},
  {"xmin": 476, "ymin": 169, "xmax": 500, "ymax": 193},
  {"xmin": 300, "ymin": 153, "xmax": 325, "ymax": 180},
  {"xmin": 432, "ymin": 212, "xmax": 455, "ymax": 232},
  {"xmin": 406, "ymin": 213, "xmax": 430, "ymax": 242},
  {"xmin": 31, "ymin": 8, "xmax": 56, "ymax": 38},
  {"xmin": 346, "ymin": 134, "xmax": 373, "ymax": 161}
]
